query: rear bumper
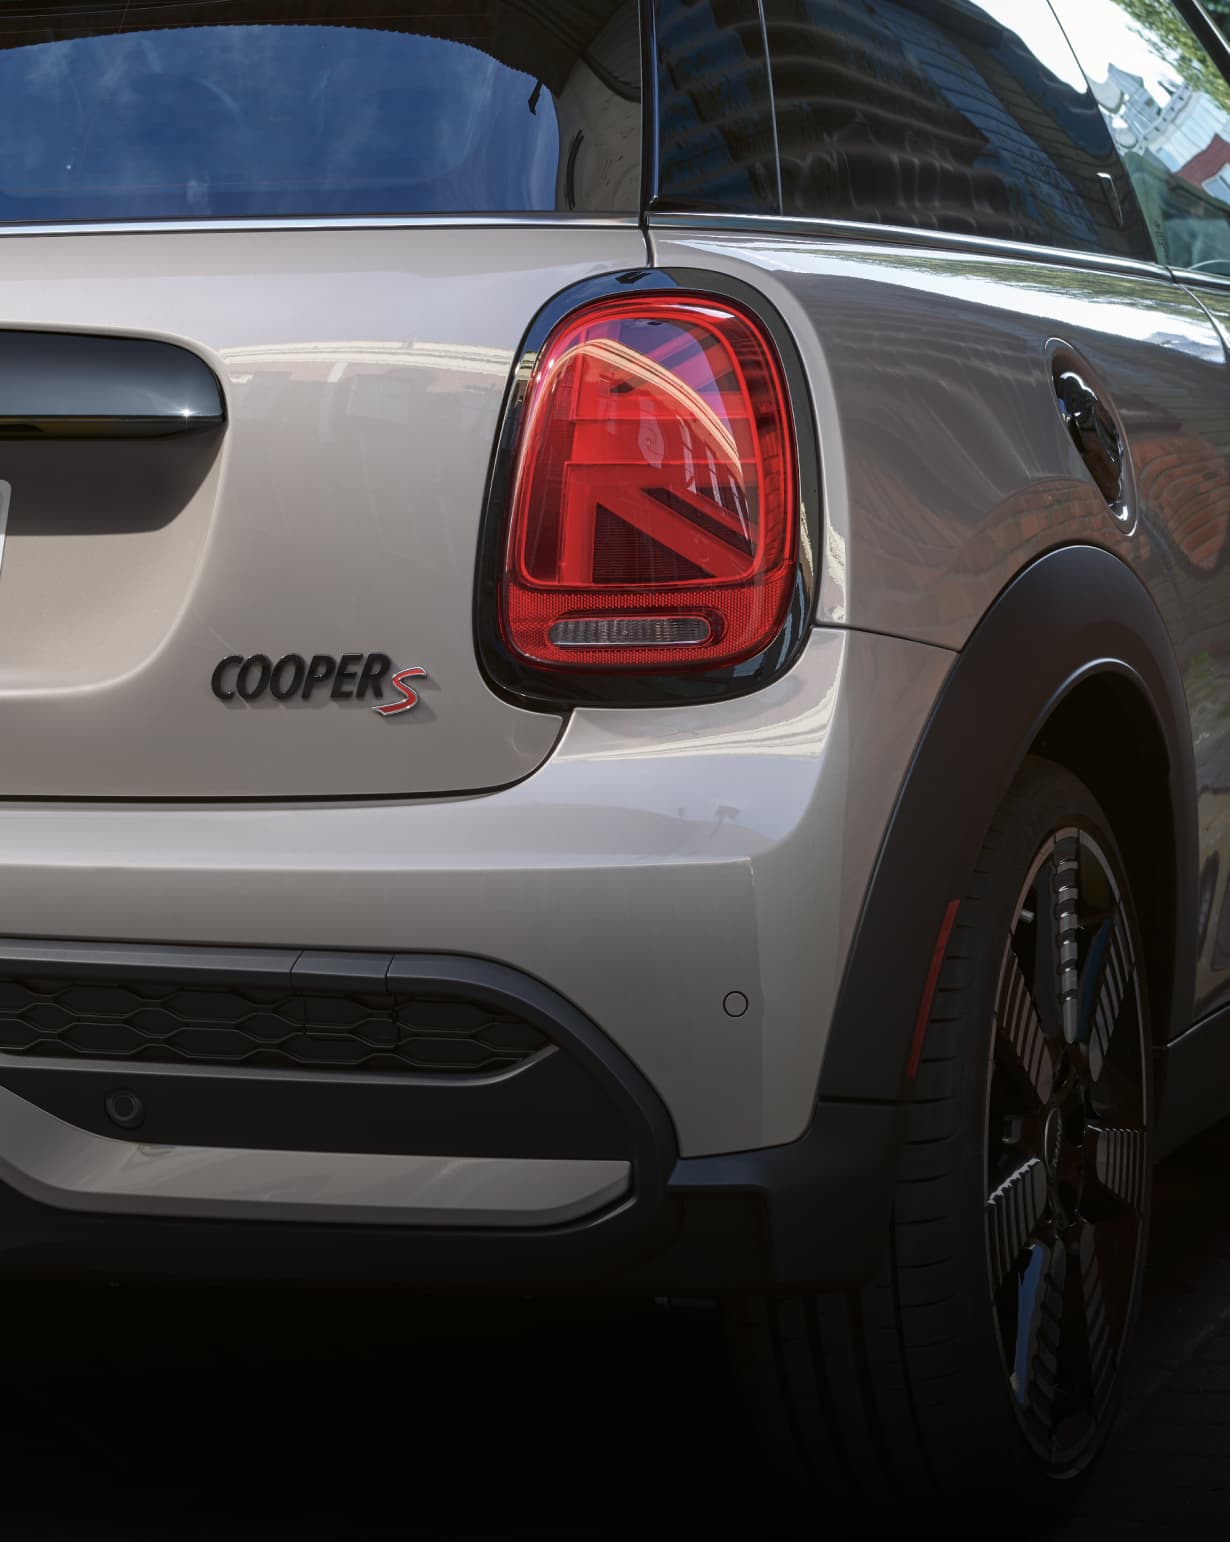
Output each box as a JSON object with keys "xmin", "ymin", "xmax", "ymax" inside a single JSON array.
[
  {"xmin": 0, "ymin": 625, "xmax": 951, "ymax": 1288},
  {"xmin": 0, "ymin": 628, "xmax": 951, "ymax": 1157},
  {"xmin": 0, "ymin": 951, "xmax": 899, "ymax": 1293}
]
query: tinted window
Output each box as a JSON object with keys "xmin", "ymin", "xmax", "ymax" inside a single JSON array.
[
  {"xmin": 0, "ymin": 1, "xmax": 640, "ymax": 222},
  {"xmin": 759, "ymin": 0, "xmax": 1152, "ymax": 257},
  {"xmin": 655, "ymin": 0, "xmax": 780, "ymax": 212},
  {"xmin": 1053, "ymin": 0, "xmax": 1230, "ymax": 274}
]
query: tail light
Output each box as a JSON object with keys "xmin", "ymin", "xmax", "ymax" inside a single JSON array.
[{"xmin": 496, "ymin": 291, "xmax": 799, "ymax": 674}]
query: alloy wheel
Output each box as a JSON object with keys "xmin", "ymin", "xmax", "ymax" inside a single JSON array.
[{"xmin": 985, "ymin": 826, "xmax": 1148, "ymax": 1469}]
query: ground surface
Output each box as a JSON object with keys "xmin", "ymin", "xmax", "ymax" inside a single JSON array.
[{"xmin": 5, "ymin": 1123, "xmax": 1230, "ymax": 1540}]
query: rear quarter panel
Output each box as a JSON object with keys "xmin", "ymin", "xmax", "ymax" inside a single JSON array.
[
  {"xmin": 650, "ymin": 226, "xmax": 1224, "ymax": 648},
  {"xmin": 650, "ymin": 223, "xmax": 1230, "ymax": 1023}
]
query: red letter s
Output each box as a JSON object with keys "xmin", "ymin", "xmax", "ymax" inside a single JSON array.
[{"xmin": 372, "ymin": 667, "xmax": 426, "ymax": 717}]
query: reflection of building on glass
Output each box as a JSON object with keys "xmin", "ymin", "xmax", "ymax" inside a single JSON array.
[
  {"xmin": 1091, "ymin": 62, "xmax": 1230, "ymax": 266},
  {"xmin": 1094, "ymin": 63, "xmax": 1230, "ymax": 200}
]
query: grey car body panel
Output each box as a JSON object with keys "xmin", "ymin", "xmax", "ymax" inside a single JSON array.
[
  {"xmin": 0, "ymin": 626, "xmax": 951, "ymax": 1157},
  {"xmin": 651, "ymin": 223, "xmax": 1230, "ymax": 1028},
  {"xmin": 0, "ymin": 226, "xmax": 655, "ymax": 798},
  {"xmin": 1170, "ymin": 275, "xmax": 1230, "ymax": 1025},
  {"xmin": 647, "ymin": 226, "xmax": 1213, "ymax": 646}
]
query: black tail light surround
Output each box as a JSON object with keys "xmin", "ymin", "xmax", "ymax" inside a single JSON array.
[{"xmin": 475, "ymin": 268, "xmax": 820, "ymax": 709}]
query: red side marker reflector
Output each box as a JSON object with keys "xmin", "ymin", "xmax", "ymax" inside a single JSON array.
[{"xmin": 906, "ymin": 899, "xmax": 961, "ymax": 1080}]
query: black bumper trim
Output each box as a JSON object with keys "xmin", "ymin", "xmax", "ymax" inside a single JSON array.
[
  {"xmin": 0, "ymin": 944, "xmax": 665, "ymax": 1164},
  {"xmin": 0, "ymin": 1097, "xmax": 898, "ymax": 1293},
  {"xmin": 659, "ymin": 1100, "xmax": 902, "ymax": 1290}
]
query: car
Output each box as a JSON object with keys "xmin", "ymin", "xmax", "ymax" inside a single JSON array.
[{"xmin": 3, "ymin": 0, "xmax": 1230, "ymax": 1519}]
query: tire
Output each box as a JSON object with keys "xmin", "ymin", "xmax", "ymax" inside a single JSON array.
[{"xmin": 728, "ymin": 756, "xmax": 1153, "ymax": 1520}]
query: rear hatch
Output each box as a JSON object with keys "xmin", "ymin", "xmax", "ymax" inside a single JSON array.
[{"xmin": 0, "ymin": 0, "xmax": 644, "ymax": 797}]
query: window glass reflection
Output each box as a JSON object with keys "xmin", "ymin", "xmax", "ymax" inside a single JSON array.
[
  {"xmin": 655, "ymin": 0, "xmax": 779, "ymax": 213},
  {"xmin": 1053, "ymin": 0, "xmax": 1230, "ymax": 272},
  {"xmin": 761, "ymin": 0, "xmax": 1150, "ymax": 257}
]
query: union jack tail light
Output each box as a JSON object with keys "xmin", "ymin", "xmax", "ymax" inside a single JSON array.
[{"xmin": 495, "ymin": 292, "xmax": 799, "ymax": 674}]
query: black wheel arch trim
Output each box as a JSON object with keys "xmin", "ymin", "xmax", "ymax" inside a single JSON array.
[{"xmin": 818, "ymin": 543, "xmax": 1197, "ymax": 1106}]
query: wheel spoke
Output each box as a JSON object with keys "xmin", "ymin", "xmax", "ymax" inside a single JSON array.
[
  {"xmin": 1088, "ymin": 1123, "xmax": 1148, "ymax": 1214},
  {"xmin": 1074, "ymin": 1221, "xmax": 1116, "ymax": 1412},
  {"xmin": 1030, "ymin": 860, "xmax": 1062, "ymax": 1042},
  {"xmin": 997, "ymin": 946, "xmax": 1054, "ymax": 1106},
  {"xmin": 1085, "ymin": 914, "xmax": 1135, "ymax": 1082},
  {"xmin": 1012, "ymin": 1239, "xmax": 1067, "ymax": 1438},
  {"xmin": 987, "ymin": 1156, "xmax": 1048, "ymax": 1289},
  {"xmin": 1054, "ymin": 838, "xmax": 1081, "ymax": 1045}
]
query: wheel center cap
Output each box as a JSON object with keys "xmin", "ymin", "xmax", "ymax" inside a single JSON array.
[{"xmin": 1043, "ymin": 1106, "xmax": 1065, "ymax": 1175}]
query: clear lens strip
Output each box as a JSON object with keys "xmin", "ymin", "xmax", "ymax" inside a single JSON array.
[{"xmin": 547, "ymin": 616, "xmax": 713, "ymax": 648}]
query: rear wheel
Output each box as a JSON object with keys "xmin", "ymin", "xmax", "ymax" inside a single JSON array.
[{"xmin": 729, "ymin": 757, "xmax": 1152, "ymax": 1517}]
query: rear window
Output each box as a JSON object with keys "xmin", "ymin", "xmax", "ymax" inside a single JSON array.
[{"xmin": 0, "ymin": 1, "xmax": 641, "ymax": 223}]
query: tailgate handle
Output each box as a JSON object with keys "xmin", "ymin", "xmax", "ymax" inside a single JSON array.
[{"xmin": 0, "ymin": 330, "xmax": 225, "ymax": 440}]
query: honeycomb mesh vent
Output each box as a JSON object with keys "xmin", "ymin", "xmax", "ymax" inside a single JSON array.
[{"xmin": 0, "ymin": 975, "xmax": 548, "ymax": 1076}]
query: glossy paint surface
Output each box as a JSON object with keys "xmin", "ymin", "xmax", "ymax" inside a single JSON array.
[
  {"xmin": 652, "ymin": 220, "xmax": 1230, "ymax": 1022},
  {"xmin": 1171, "ymin": 277, "xmax": 1230, "ymax": 1021},
  {"xmin": 0, "ymin": 628, "xmax": 951, "ymax": 1155},
  {"xmin": 0, "ymin": 226, "xmax": 647, "ymax": 797}
]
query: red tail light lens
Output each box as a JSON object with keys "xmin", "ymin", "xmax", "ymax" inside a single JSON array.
[{"xmin": 499, "ymin": 292, "xmax": 798, "ymax": 671}]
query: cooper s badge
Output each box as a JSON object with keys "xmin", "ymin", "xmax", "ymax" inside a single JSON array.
[{"xmin": 211, "ymin": 653, "xmax": 426, "ymax": 716}]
